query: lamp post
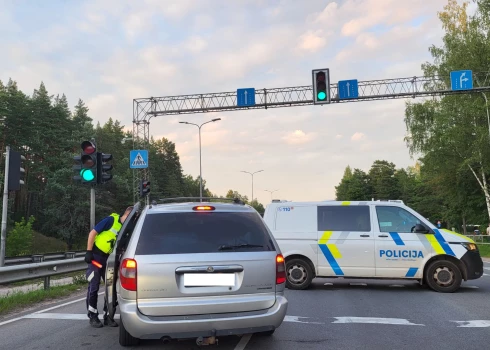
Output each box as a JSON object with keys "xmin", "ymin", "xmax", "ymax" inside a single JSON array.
[
  {"xmin": 179, "ymin": 118, "xmax": 221, "ymax": 201},
  {"xmin": 264, "ymin": 189, "xmax": 279, "ymax": 201},
  {"xmin": 240, "ymin": 170, "xmax": 263, "ymax": 203}
]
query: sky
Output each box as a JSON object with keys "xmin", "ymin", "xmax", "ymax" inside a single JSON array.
[{"xmin": 0, "ymin": 0, "xmax": 475, "ymax": 205}]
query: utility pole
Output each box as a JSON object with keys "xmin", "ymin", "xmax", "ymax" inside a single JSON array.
[
  {"xmin": 0, "ymin": 146, "xmax": 10, "ymax": 266},
  {"xmin": 90, "ymin": 185, "xmax": 95, "ymax": 230},
  {"xmin": 240, "ymin": 170, "xmax": 264, "ymax": 203},
  {"xmin": 264, "ymin": 189, "xmax": 279, "ymax": 201}
]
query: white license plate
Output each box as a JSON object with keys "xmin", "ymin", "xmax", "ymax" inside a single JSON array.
[{"xmin": 183, "ymin": 273, "xmax": 235, "ymax": 287}]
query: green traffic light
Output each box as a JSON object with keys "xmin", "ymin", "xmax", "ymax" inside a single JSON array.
[
  {"xmin": 317, "ymin": 91, "xmax": 326, "ymax": 100},
  {"xmin": 80, "ymin": 169, "xmax": 95, "ymax": 181}
]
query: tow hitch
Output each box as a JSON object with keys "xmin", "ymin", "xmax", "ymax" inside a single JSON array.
[{"xmin": 196, "ymin": 336, "xmax": 218, "ymax": 346}]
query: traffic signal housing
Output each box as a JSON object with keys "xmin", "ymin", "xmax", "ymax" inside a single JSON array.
[
  {"xmin": 139, "ymin": 180, "xmax": 150, "ymax": 197},
  {"xmin": 97, "ymin": 153, "xmax": 113, "ymax": 184},
  {"xmin": 312, "ymin": 68, "xmax": 331, "ymax": 105},
  {"xmin": 8, "ymin": 149, "xmax": 26, "ymax": 191},
  {"xmin": 80, "ymin": 140, "xmax": 97, "ymax": 184}
]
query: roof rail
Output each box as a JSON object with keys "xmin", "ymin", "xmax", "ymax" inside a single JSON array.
[{"xmin": 150, "ymin": 197, "xmax": 246, "ymax": 206}]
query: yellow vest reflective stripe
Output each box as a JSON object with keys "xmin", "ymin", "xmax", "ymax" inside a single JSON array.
[{"xmin": 94, "ymin": 213, "xmax": 122, "ymax": 254}]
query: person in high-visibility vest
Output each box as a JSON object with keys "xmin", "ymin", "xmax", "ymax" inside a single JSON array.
[{"xmin": 84, "ymin": 206, "xmax": 133, "ymax": 328}]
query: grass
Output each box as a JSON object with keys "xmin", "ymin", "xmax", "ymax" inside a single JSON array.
[
  {"xmin": 31, "ymin": 231, "xmax": 68, "ymax": 254},
  {"xmin": 478, "ymin": 244, "xmax": 490, "ymax": 258},
  {"xmin": 0, "ymin": 279, "xmax": 88, "ymax": 316}
]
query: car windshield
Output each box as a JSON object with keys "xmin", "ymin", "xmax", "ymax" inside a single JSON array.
[{"xmin": 135, "ymin": 211, "xmax": 275, "ymax": 255}]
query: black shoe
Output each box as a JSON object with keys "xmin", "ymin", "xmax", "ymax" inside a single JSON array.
[
  {"xmin": 90, "ymin": 317, "xmax": 103, "ymax": 328},
  {"xmin": 104, "ymin": 315, "xmax": 118, "ymax": 327}
]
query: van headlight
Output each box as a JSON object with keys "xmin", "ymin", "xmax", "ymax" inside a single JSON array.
[{"xmin": 461, "ymin": 242, "xmax": 478, "ymax": 251}]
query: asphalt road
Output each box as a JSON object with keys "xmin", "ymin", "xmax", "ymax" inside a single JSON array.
[{"xmin": 1, "ymin": 260, "xmax": 490, "ymax": 349}]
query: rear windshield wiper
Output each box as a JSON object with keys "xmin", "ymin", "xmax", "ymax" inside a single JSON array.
[{"xmin": 218, "ymin": 244, "xmax": 264, "ymax": 251}]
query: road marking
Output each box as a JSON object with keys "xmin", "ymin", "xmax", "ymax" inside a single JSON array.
[
  {"xmin": 324, "ymin": 283, "xmax": 333, "ymax": 286},
  {"xmin": 453, "ymin": 320, "xmax": 490, "ymax": 327},
  {"xmin": 462, "ymin": 286, "xmax": 479, "ymax": 289},
  {"xmin": 483, "ymin": 267, "xmax": 490, "ymax": 271},
  {"xmin": 349, "ymin": 283, "xmax": 367, "ymax": 286},
  {"xmin": 0, "ymin": 317, "xmax": 24, "ymax": 327},
  {"xmin": 332, "ymin": 317, "xmax": 424, "ymax": 326},
  {"xmin": 234, "ymin": 334, "xmax": 252, "ymax": 350},
  {"xmin": 389, "ymin": 285, "xmax": 405, "ymax": 288},
  {"xmin": 284, "ymin": 316, "xmax": 324, "ymax": 324}
]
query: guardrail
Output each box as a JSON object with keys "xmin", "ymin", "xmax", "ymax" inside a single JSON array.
[
  {"xmin": 4, "ymin": 251, "xmax": 86, "ymax": 266},
  {"xmin": 0, "ymin": 258, "xmax": 87, "ymax": 290}
]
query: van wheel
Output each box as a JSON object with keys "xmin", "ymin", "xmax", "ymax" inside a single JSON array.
[
  {"xmin": 425, "ymin": 260, "xmax": 462, "ymax": 293},
  {"xmin": 286, "ymin": 258, "xmax": 313, "ymax": 290},
  {"xmin": 119, "ymin": 316, "xmax": 139, "ymax": 346}
]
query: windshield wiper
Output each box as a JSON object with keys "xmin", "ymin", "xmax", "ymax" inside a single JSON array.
[{"xmin": 218, "ymin": 244, "xmax": 264, "ymax": 251}]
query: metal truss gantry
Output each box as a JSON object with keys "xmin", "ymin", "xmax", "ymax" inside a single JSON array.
[{"xmin": 132, "ymin": 72, "xmax": 490, "ymax": 202}]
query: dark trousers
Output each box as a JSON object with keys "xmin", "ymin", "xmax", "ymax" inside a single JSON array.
[{"xmin": 85, "ymin": 252, "xmax": 108, "ymax": 318}]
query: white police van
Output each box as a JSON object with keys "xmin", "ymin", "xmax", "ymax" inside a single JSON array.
[{"xmin": 263, "ymin": 200, "xmax": 484, "ymax": 292}]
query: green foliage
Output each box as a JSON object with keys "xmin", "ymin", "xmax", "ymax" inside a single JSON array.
[{"xmin": 6, "ymin": 216, "xmax": 35, "ymax": 256}]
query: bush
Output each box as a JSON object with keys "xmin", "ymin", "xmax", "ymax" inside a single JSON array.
[{"xmin": 6, "ymin": 216, "xmax": 35, "ymax": 256}]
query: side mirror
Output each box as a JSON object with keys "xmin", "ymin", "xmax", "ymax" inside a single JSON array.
[{"xmin": 413, "ymin": 224, "xmax": 429, "ymax": 234}]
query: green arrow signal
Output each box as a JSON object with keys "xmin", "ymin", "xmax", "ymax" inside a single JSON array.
[{"xmin": 80, "ymin": 169, "xmax": 95, "ymax": 181}]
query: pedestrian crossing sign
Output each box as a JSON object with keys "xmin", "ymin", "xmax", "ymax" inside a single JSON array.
[{"xmin": 130, "ymin": 150, "xmax": 148, "ymax": 169}]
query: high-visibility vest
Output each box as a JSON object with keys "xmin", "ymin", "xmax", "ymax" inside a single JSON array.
[{"xmin": 94, "ymin": 213, "xmax": 122, "ymax": 254}]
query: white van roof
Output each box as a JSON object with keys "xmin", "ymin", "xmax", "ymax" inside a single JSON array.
[{"xmin": 267, "ymin": 199, "xmax": 405, "ymax": 206}]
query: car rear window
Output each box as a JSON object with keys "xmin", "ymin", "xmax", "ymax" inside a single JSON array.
[{"xmin": 135, "ymin": 212, "xmax": 275, "ymax": 255}]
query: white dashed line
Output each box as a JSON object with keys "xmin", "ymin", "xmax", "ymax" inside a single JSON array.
[
  {"xmin": 234, "ymin": 334, "xmax": 252, "ymax": 350},
  {"xmin": 453, "ymin": 320, "xmax": 490, "ymax": 327},
  {"xmin": 332, "ymin": 317, "xmax": 424, "ymax": 326},
  {"xmin": 324, "ymin": 283, "xmax": 333, "ymax": 286}
]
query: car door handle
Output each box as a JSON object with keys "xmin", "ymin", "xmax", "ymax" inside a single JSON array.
[
  {"xmin": 378, "ymin": 234, "xmax": 389, "ymax": 238},
  {"xmin": 360, "ymin": 234, "xmax": 370, "ymax": 237}
]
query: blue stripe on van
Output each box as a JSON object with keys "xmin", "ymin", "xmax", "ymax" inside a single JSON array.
[
  {"xmin": 389, "ymin": 232, "xmax": 405, "ymax": 246},
  {"xmin": 318, "ymin": 244, "xmax": 344, "ymax": 276}
]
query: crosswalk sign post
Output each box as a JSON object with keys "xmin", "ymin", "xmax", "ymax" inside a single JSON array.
[{"xmin": 130, "ymin": 150, "xmax": 149, "ymax": 169}]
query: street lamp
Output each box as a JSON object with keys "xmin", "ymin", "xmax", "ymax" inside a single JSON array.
[
  {"xmin": 264, "ymin": 189, "xmax": 279, "ymax": 201},
  {"xmin": 179, "ymin": 118, "xmax": 221, "ymax": 201},
  {"xmin": 240, "ymin": 170, "xmax": 264, "ymax": 203}
]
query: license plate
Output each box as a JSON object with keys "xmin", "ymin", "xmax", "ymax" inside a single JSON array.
[{"xmin": 183, "ymin": 273, "xmax": 235, "ymax": 287}]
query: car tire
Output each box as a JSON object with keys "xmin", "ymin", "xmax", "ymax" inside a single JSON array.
[
  {"xmin": 119, "ymin": 316, "xmax": 139, "ymax": 347},
  {"xmin": 425, "ymin": 259, "xmax": 462, "ymax": 293},
  {"xmin": 285, "ymin": 258, "xmax": 313, "ymax": 290}
]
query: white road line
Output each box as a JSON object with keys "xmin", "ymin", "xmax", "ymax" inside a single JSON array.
[
  {"xmin": 332, "ymin": 317, "xmax": 424, "ymax": 326},
  {"xmin": 483, "ymin": 267, "xmax": 490, "ymax": 271},
  {"xmin": 324, "ymin": 283, "xmax": 333, "ymax": 286},
  {"xmin": 234, "ymin": 334, "xmax": 252, "ymax": 350},
  {"xmin": 462, "ymin": 286, "xmax": 479, "ymax": 289},
  {"xmin": 453, "ymin": 320, "xmax": 490, "ymax": 327},
  {"xmin": 0, "ymin": 317, "xmax": 25, "ymax": 327},
  {"xmin": 349, "ymin": 283, "xmax": 367, "ymax": 286},
  {"xmin": 284, "ymin": 316, "xmax": 324, "ymax": 324}
]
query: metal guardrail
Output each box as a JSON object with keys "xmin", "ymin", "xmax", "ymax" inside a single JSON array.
[
  {"xmin": 0, "ymin": 257, "xmax": 87, "ymax": 291},
  {"xmin": 4, "ymin": 250, "xmax": 86, "ymax": 266}
]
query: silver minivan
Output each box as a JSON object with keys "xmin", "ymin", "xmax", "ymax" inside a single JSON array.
[{"xmin": 104, "ymin": 198, "xmax": 288, "ymax": 346}]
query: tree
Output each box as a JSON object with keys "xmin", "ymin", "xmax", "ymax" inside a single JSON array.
[
  {"xmin": 335, "ymin": 168, "xmax": 372, "ymax": 201},
  {"xmin": 368, "ymin": 160, "xmax": 400, "ymax": 200}
]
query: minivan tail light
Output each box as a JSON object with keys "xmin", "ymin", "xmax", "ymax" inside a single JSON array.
[
  {"xmin": 193, "ymin": 205, "xmax": 215, "ymax": 211},
  {"xmin": 276, "ymin": 254, "xmax": 286, "ymax": 284},
  {"xmin": 120, "ymin": 258, "xmax": 137, "ymax": 291}
]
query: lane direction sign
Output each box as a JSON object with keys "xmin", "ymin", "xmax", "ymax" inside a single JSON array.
[
  {"xmin": 237, "ymin": 88, "xmax": 256, "ymax": 106},
  {"xmin": 450, "ymin": 70, "xmax": 473, "ymax": 90},
  {"xmin": 338, "ymin": 79, "xmax": 359, "ymax": 99},
  {"xmin": 130, "ymin": 150, "xmax": 148, "ymax": 169}
]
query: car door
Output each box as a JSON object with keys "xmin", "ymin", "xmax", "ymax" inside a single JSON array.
[
  {"xmin": 104, "ymin": 203, "xmax": 141, "ymax": 320},
  {"xmin": 373, "ymin": 205, "xmax": 433, "ymax": 279},
  {"xmin": 316, "ymin": 204, "xmax": 375, "ymax": 277}
]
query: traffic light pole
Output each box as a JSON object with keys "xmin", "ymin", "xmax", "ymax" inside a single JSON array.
[
  {"xmin": 0, "ymin": 146, "xmax": 10, "ymax": 266},
  {"xmin": 90, "ymin": 186, "xmax": 95, "ymax": 230}
]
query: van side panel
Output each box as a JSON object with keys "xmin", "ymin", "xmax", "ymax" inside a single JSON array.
[{"xmin": 266, "ymin": 205, "xmax": 318, "ymax": 274}]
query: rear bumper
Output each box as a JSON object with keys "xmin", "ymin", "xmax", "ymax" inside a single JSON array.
[
  {"xmin": 118, "ymin": 295, "xmax": 288, "ymax": 340},
  {"xmin": 461, "ymin": 250, "xmax": 484, "ymax": 280}
]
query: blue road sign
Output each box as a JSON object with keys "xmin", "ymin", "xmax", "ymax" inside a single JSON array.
[
  {"xmin": 450, "ymin": 70, "xmax": 473, "ymax": 90},
  {"xmin": 237, "ymin": 88, "xmax": 256, "ymax": 106},
  {"xmin": 130, "ymin": 150, "xmax": 148, "ymax": 169},
  {"xmin": 338, "ymin": 79, "xmax": 359, "ymax": 99}
]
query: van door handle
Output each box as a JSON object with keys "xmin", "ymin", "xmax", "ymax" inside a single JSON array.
[
  {"xmin": 378, "ymin": 234, "xmax": 389, "ymax": 238},
  {"xmin": 360, "ymin": 234, "xmax": 370, "ymax": 237}
]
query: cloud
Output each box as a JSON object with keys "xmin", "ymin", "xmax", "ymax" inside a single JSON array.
[
  {"xmin": 297, "ymin": 30, "xmax": 328, "ymax": 53},
  {"xmin": 351, "ymin": 132, "xmax": 366, "ymax": 141},
  {"xmin": 282, "ymin": 130, "xmax": 317, "ymax": 145}
]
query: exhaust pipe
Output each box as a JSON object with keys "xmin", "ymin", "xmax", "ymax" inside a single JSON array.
[
  {"xmin": 196, "ymin": 336, "xmax": 218, "ymax": 346},
  {"xmin": 161, "ymin": 336, "xmax": 171, "ymax": 344}
]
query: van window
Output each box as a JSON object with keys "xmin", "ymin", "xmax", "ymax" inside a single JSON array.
[
  {"xmin": 375, "ymin": 206, "xmax": 425, "ymax": 233},
  {"xmin": 317, "ymin": 206, "xmax": 371, "ymax": 231},
  {"xmin": 135, "ymin": 212, "xmax": 275, "ymax": 255}
]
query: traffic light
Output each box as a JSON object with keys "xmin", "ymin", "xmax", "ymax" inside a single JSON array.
[
  {"xmin": 80, "ymin": 140, "xmax": 97, "ymax": 184},
  {"xmin": 312, "ymin": 68, "xmax": 330, "ymax": 104},
  {"xmin": 97, "ymin": 153, "xmax": 113, "ymax": 184},
  {"xmin": 8, "ymin": 149, "xmax": 25, "ymax": 191},
  {"xmin": 139, "ymin": 180, "xmax": 150, "ymax": 197}
]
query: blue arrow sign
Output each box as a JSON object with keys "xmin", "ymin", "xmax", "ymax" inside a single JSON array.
[
  {"xmin": 450, "ymin": 70, "xmax": 473, "ymax": 90},
  {"xmin": 338, "ymin": 79, "xmax": 359, "ymax": 99},
  {"xmin": 130, "ymin": 150, "xmax": 148, "ymax": 169},
  {"xmin": 237, "ymin": 88, "xmax": 256, "ymax": 106}
]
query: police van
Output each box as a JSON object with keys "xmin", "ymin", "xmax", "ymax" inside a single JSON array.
[{"xmin": 263, "ymin": 200, "xmax": 484, "ymax": 292}]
